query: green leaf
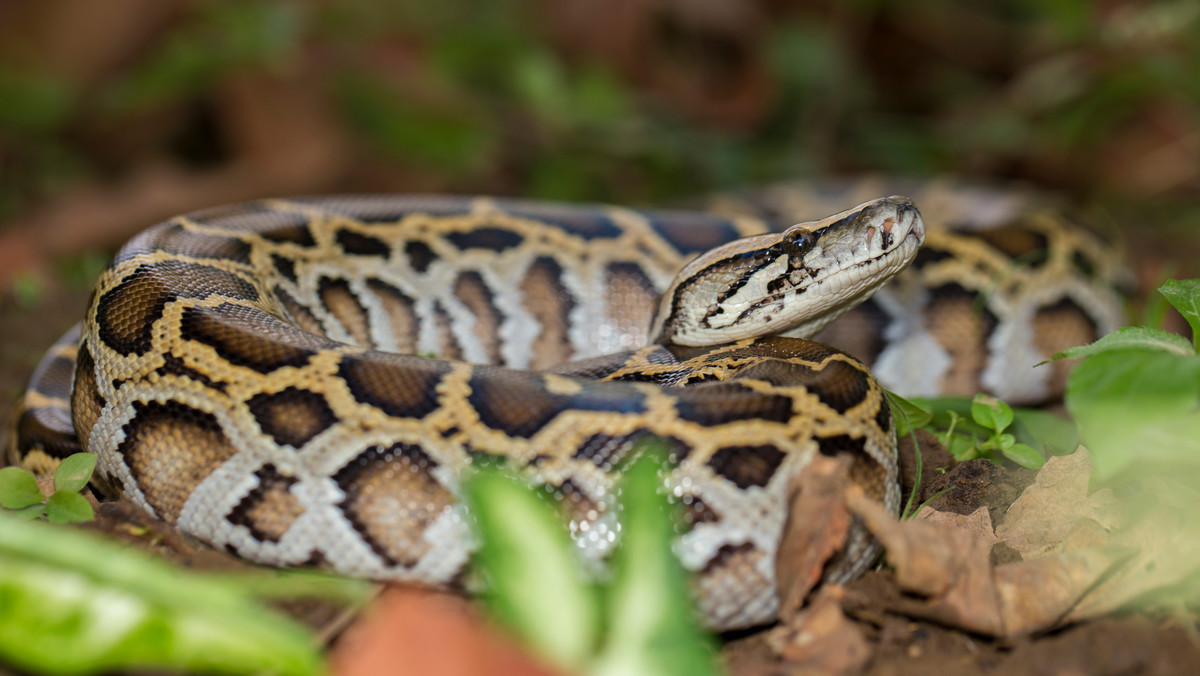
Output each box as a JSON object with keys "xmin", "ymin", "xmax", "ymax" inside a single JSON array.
[
  {"xmin": 0, "ymin": 514, "xmax": 323, "ymax": 676},
  {"xmin": 1066, "ymin": 349, "xmax": 1200, "ymax": 486},
  {"xmin": 971, "ymin": 394, "xmax": 1014, "ymax": 433},
  {"xmin": 1002, "ymin": 443, "xmax": 1045, "ymax": 470},
  {"xmin": 1048, "ymin": 326, "xmax": 1194, "ymax": 361},
  {"xmin": 911, "ymin": 397, "xmax": 993, "ymax": 439},
  {"xmin": 591, "ymin": 447, "xmax": 719, "ymax": 676},
  {"xmin": 1158, "ymin": 279, "xmax": 1200, "ymax": 349},
  {"xmin": 1011, "ymin": 408, "xmax": 1079, "ymax": 456},
  {"xmin": 53, "ymin": 453, "xmax": 96, "ymax": 494},
  {"xmin": 10, "ymin": 504, "xmax": 45, "ymax": 520},
  {"xmin": 465, "ymin": 465, "xmax": 600, "ymax": 671},
  {"xmin": 887, "ymin": 390, "xmax": 932, "ymax": 437},
  {"xmin": 0, "ymin": 467, "xmax": 44, "ymax": 510},
  {"xmin": 45, "ymin": 491, "xmax": 94, "ymax": 524},
  {"xmin": 941, "ymin": 430, "xmax": 982, "ymax": 460}
]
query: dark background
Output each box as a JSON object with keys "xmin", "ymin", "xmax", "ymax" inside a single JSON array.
[{"xmin": 0, "ymin": 0, "xmax": 1197, "ymax": 383}]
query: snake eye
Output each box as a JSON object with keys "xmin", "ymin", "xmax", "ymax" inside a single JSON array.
[{"xmin": 781, "ymin": 228, "xmax": 814, "ymax": 258}]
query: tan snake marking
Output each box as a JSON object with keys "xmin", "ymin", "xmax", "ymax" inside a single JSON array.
[{"xmin": 9, "ymin": 183, "xmax": 1125, "ymax": 630}]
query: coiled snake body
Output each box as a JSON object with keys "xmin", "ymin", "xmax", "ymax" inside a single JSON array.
[{"xmin": 10, "ymin": 181, "xmax": 1125, "ymax": 630}]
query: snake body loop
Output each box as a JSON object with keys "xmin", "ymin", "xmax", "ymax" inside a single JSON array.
[{"xmin": 10, "ymin": 184, "xmax": 1126, "ymax": 630}]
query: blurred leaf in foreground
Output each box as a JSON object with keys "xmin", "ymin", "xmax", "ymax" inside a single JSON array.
[
  {"xmin": 465, "ymin": 443, "xmax": 717, "ymax": 676},
  {"xmin": 0, "ymin": 515, "xmax": 325, "ymax": 676},
  {"xmin": 1055, "ymin": 279, "xmax": 1200, "ymax": 486}
]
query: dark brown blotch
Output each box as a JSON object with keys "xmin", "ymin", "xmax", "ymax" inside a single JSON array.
[
  {"xmin": 674, "ymin": 382, "xmax": 793, "ymax": 426},
  {"xmin": 802, "ymin": 359, "xmax": 872, "ymax": 414},
  {"xmin": 97, "ymin": 261, "xmax": 259, "ymax": 355},
  {"xmin": 319, "ymin": 277, "xmax": 373, "ymax": 347},
  {"xmin": 159, "ymin": 223, "xmax": 253, "ymax": 264},
  {"xmin": 117, "ymin": 400, "xmax": 234, "ymax": 524},
  {"xmin": 707, "ymin": 444, "xmax": 786, "ymax": 489},
  {"xmin": 502, "ymin": 205, "xmax": 623, "ymax": 240},
  {"xmin": 337, "ymin": 229, "xmax": 391, "ymax": 257},
  {"xmin": 445, "ymin": 227, "xmax": 524, "ymax": 251},
  {"xmin": 571, "ymin": 430, "xmax": 685, "ymax": 470},
  {"xmin": 519, "ymin": 256, "xmax": 575, "ymax": 369},
  {"xmin": 259, "ymin": 220, "xmax": 317, "ymax": 247},
  {"xmin": 246, "ymin": 387, "xmax": 337, "ymax": 448},
  {"xmin": 976, "ymin": 224, "xmax": 1050, "ymax": 261},
  {"xmin": 404, "ymin": 241, "xmax": 436, "ymax": 273},
  {"xmin": 334, "ymin": 442, "xmax": 455, "ymax": 568},
  {"xmin": 226, "ymin": 464, "xmax": 303, "ymax": 543},
  {"xmin": 365, "ymin": 279, "xmax": 419, "ymax": 353},
  {"xmin": 454, "ymin": 271, "xmax": 504, "ymax": 365},
  {"xmin": 816, "ymin": 434, "xmax": 865, "ymax": 458},
  {"xmin": 271, "ymin": 254, "xmax": 297, "ymax": 283},
  {"xmin": 179, "ymin": 303, "xmax": 331, "ymax": 373},
  {"xmin": 274, "ymin": 287, "xmax": 325, "ymax": 336},
  {"xmin": 912, "ymin": 245, "xmax": 954, "ymax": 268},
  {"xmin": 338, "ymin": 353, "xmax": 447, "ymax": 420},
  {"xmin": 648, "ymin": 212, "xmax": 743, "ymax": 254},
  {"xmin": 468, "ymin": 373, "xmax": 646, "ymax": 438}
]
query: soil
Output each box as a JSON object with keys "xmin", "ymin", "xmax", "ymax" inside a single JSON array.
[{"xmin": 3, "ymin": 283, "xmax": 1199, "ymax": 676}]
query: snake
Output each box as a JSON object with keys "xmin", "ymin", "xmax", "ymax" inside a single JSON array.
[{"xmin": 8, "ymin": 180, "xmax": 1126, "ymax": 630}]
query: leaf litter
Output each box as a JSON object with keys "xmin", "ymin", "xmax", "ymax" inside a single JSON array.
[{"xmin": 729, "ymin": 439, "xmax": 1200, "ymax": 675}]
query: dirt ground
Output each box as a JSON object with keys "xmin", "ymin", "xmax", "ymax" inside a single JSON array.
[{"xmin": 4, "ymin": 280, "xmax": 1199, "ymax": 676}]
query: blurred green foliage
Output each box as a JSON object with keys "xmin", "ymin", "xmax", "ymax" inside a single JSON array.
[
  {"xmin": 100, "ymin": 2, "xmax": 305, "ymax": 114},
  {"xmin": 0, "ymin": 0, "xmax": 1197, "ymax": 221}
]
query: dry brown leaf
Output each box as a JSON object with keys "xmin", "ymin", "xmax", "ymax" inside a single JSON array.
[
  {"xmin": 330, "ymin": 586, "xmax": 564, "ymax": 676},
  {"xmin": 846, "ymin": 486, "xmax": 1129, "ymax": 638},
  {"xmin": 996, "ymin": 448, "xmax": 1117, "ymax": 558},
  {"xmin": 768, "ymin": 586, "xmax": 871, "ymax": 676},
  {"xmin": 775, "ymin": 454, "xmax": 855, "ymax": 623},
  {"xmin": 914, "ymin": 505, "xmax": 1001, "ymax": 547},
  {"xmin": 994, "ymin": 449, "xmax": 1200, "ymax": 622}
]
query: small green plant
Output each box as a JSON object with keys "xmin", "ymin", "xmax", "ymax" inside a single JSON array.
[
  {"xmin": 890, "ymin": 392, "xmax": 1077, "ymax": 471},
  {"xmin": 0, "ymin": 453, "xmax": 96, "ymax": 523},
  {"xmin": 1048, "ymin": 278, "xmax": 1200, "ymax": 486},
  {"xmin": 940, "ymin": 395, "xmax": 1049, "ymax": 470},
  {"xmin": 463, "ymin": 444, "xmax": 718, "ymax": 676}
]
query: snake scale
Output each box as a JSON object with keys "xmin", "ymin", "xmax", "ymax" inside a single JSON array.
[{"xmin": 9, "ymin": 179, "xmax": 1125, "ymax": 630}]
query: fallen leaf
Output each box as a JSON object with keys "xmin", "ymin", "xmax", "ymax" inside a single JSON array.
[
  {"xmin": 914, "ymin": 506, "xmax": 1001, "ymax": 548},
  {"xmin": 330, "ymin": 585, "xmax": 564, "ymax": 676},
  {"xmin": 774, "ymin": 454, "xmax": 855, "ymax": 623},
  {"xmin": 845, "ymin": 486, "xmax": 1128, "ymax": 638},
  {"xmin": 994, "ymin": 449, "xmax": 1200, "ymax": 622},
  {"xmin": 768, "ymin": 586, "xmax": 871, "ymax": 676},
  {"xmin": 996, "ymin": 449, "xmax": 1117, "ymax": 558}
]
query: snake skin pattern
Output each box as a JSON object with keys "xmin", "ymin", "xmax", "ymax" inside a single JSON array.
[{"xmin": 9, "ymin": 182, "xmax": 1126, "ymax": 630}]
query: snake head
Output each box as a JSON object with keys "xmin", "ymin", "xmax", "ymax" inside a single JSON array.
[{"xmin": 651, "ymin": 196, "xmax": 926, "ymax": 346}]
